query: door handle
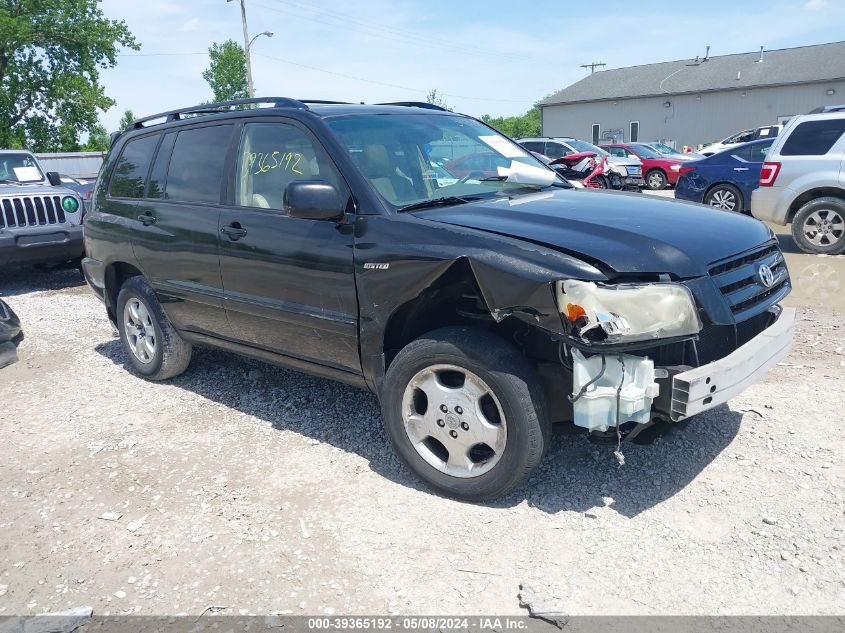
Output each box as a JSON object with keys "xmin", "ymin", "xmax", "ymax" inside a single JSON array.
[
  {"xmin": 137, "ymin": 212, "xmax": 156, "ymax": 226},
  {"xmin": 733, "ymin": 167, "xmax": 749, "ymax": 171},
  {"xmin": 221, "ymin": 223, "xmax": 248, "ymax": 240}
]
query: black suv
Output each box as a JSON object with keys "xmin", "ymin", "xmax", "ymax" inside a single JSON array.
[{"xmin": 83, "ymin": 98, "xmax": 794, "ymax": 501}]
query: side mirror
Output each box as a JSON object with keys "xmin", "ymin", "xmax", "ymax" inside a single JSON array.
[
  {"xmin": 284, "ymin": 181, "xmax": 344, "ymax": 221},
  {"xmin": 46, "ymin": 171, "xmax": 62, "ymax": 187}
]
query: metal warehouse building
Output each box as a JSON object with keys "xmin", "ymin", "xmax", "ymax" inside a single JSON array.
[{"xmin": 539, "ymin": 41, "xmax": 845, "ymax": 150}]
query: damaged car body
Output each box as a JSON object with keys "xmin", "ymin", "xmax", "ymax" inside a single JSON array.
[{"xmin": 82, "ymin": 98, "xmax": 794, "ymax": 501}]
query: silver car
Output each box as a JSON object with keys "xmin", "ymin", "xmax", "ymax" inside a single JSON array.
[
  {"xmin": 517, "ymin": 137, "xmax": 645, "ymax": 190},
  {"xmin": 751, "ymin": 107, "xmax": 845, "ymax": 254},
  {"xmin": 0, "ymin": 149, "xmax": 85, "ymax": 267}
]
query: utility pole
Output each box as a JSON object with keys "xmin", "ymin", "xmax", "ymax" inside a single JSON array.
[
  {"xmin": 580, "ymin": 62, "xmax": 606, "ymax": 74},
  {"xmin": 228, "ymin": 0, "xmax": 255, "ymax": 98},
  {"xmin": 227, "ymin": 0, "xmax": 272, "ymax": 98}
]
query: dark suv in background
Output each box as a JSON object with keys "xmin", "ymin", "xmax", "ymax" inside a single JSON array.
[{"xmin": 83, "ymin": 98, "xmax": 794, "ymax": 501}]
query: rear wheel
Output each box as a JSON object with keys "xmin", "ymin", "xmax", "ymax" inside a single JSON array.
[
  {"xmin": 791, "ymin": 197, "xmax": 845, "ymax": 255},
  {"xmin": 705, "ymin": 184, "xmax": 743, "ymax": 212},
  {"xmin": 380, "ymin": 326, "xmax": 550, "ymax": 501},
  {"xmin": 645, "ymin": 169, "xmax": 667, "ymax": 190},
  {"xmin": 116, "ymin": 276, "xmax": 193, "ymax": 380}
]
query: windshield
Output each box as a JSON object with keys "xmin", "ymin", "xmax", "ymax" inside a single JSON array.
[
  {"xmin": 0, "ymin": 153, "xmax": 44, "ymax": 183},
  {"xmin": 629, "ymin": 143, "xmax": 662, "ymax": 158},
  {"xmin": 566, "ymin": 139, "xmax": 610, "ymax": 156},
  {"xmin": 649, "ymin": 143, "xmax": 677, "ymax": 155},
  {"xmin": 326, "ymin": 113, "xmax": 565, "ymax": 209}
]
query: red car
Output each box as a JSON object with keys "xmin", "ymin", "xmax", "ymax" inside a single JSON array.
[{"xmin": 600, "ymin": 142, "xmax": 684, "ymax": 190}]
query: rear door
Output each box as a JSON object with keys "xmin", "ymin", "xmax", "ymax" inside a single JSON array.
[
  {"xmin": 217, "ymin": 118, "xmax": 359, "ymax": 373},
  {"xmin": 725, "ymin": 143, "xmax": 768, "ymax": 208},
  {"xmin": 132, "ymin": 123, "xmax": 236, "ymax": 336}
]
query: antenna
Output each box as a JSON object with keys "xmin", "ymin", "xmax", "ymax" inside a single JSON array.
[{"xmin": 580, "ymin": 62, "xmax": 606, "ymax": 74}]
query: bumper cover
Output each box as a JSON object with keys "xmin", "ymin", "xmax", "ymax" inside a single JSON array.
[
  {"xmin": 0, "ymin": 224, "xmax": 84, "ymax": 266},
  {"xmin": 670, "ymin": 306, "xmax": 795, "ymax": 421}
]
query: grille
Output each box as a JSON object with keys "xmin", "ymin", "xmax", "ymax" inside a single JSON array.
[
  {"xmin": 0, "ymin": 195, "xmax": 66, "ymax": 229},
  {"xmin": 709, "ymin": 242, "xmax": 790, "ymax": 322}
]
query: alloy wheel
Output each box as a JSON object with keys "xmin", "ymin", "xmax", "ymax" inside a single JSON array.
[
  {"xmin": 401, "ymin": 364, "xmax": 507, "ymax": 478},
  {"xmin": 803, "ymin": 208, "xmax": 844, "ymax": 247},
  {"xmin": 709, "ymin": 188, "xmax": 737, "ymax": 210},
  {"xmin": 123, "ymin": 298, "xmax": 157, "ymax": 364}
]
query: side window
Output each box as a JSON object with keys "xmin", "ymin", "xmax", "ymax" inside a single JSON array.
[
  {"xmin": 109, "ymin": 135, "xmax": 159, "ymax": 199},
  {"xmin": 730, "ymin": 145, "xmax": 755, "ymax": 162},
  {"xmin": 166, "ymin": 125, "xmax": 234, "ymax": 204},
  {"xmin": 146, "ymin": 132, "xmax": 176, "ymax": 199},
  {"xmin": 545, "ymin": 142, "xmax": 567, "ymax": 159},
  {"xmin": 750, "ymin": 143, "xmax": 771, "ymax": 162},
  {"xmin": 521, "ymin": 141, "xmax": 544, "ymax": 154},
  {"xmin": 781, "ymin": 119, "xmax": 845, "ymax": 156},
  {"xmin": 235, "ymin": 122, "xmax": 339, "ymax": 210}
]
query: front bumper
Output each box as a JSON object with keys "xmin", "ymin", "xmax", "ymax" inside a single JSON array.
[
  {"xmin": 622, "ymin": 176, "xmax": 645, "ymax": 189},
  {"xmin": 0, "ymin": 224, "xmax": 84, "ymax": 267},
  {"xmin": 669, "ymin": 306, "xmax": 795, "ymax": 421}
]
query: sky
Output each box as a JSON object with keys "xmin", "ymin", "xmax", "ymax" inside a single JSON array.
[{"xmin": 97, "ymin": 0, "xmax": 845, "ymax": 131}]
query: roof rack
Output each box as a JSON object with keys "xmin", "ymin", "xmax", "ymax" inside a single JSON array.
[
  {"xmin": 132, "ymin": 97, "xmax": 308, "ymax": 129},
  {"xmin": 376, "ymin": 101, "xmax": 448, "ymax": 111},
  {"xmin": 298, "ymin": 99, "xmax": 352, "ymax": 105},
  {"xmin": 807, "ymin": 104, "xmax": 845, "ymax": 114}
]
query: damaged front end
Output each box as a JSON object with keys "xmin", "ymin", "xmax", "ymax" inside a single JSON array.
[{"xmin": 553, "ymin": 272, "xmax": 794, "ymax": 435}]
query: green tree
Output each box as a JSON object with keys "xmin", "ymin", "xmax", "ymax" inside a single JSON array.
[
  {"xmin": 202, "ymin": 40, "xmax": 248, "ymax": 102},
  {"xmin": 82, "ymin": 123, "xmax": 109, "ymax": 152},
  {"xmin": 481, "ymin": 101, "xmax": 543, "ymax": 139},
  {"xmin": 118, "ymin": 109, "xmax": 135, "ymax": 132},
  {"xmin": 425, "ymin": 88, "xmax": 452, "ymax": 111},
  {"xmin": 0, "ymin": 0, "xmax": 138, "ymax": 151}
]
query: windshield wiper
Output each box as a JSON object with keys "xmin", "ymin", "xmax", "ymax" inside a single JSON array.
[{"xmin": 397, "ymin": 195, "xmax": 480, "ymax": 212}]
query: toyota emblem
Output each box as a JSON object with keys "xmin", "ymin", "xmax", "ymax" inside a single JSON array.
[{"xmin": 757, "ymin": 264, "xmax": 775, "ymax": 288}]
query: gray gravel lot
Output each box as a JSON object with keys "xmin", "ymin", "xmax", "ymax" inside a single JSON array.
[{"xmin": 0, "ymin": 262, "xmax": 843, "ymax": 617}]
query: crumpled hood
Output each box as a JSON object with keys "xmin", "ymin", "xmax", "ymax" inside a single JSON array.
[{"xmin": 412, "ymin": 188, "xmax": 773, "ymax": 278}]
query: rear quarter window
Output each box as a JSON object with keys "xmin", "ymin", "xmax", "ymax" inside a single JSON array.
[
  {"xmin": 109, "ymin": 135, "xmax": 160, "ymax": 198},
  {"xmin": 780, "ymin": 119, "xmax": 845, "ymax": 156}
]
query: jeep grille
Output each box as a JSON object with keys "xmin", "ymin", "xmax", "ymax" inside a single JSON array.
[{"xmin": 0, "ymin": 195, "xmax": 67, "ymax": 229}]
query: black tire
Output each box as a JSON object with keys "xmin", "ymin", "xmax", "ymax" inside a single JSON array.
[
  {"xmin": 705, "ymin": 183, "xmax": 743, "ymax": 212},
  {"xmin": 645, "ymin": 169, "xmax": 667, "ymax": 190},
  {"xmin": 380, "ymin": 326, "xmax": 550, "ymax": 501},
  {"xmin": 116, "ymin": 276, "xmax": 193, "ymax": 380},
  {"xmin": 791, "ymin": 197, "xmax": 845, "ymax": 255},
  {"xmin": 594, "ymin": 175, "xmax": 609, "ymax": 189}
]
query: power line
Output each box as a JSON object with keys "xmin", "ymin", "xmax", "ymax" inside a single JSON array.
[
  {"xmin": 252, "ymin": 52, "xmax": 533, "ymax": 103},
  {"xmin": 255, "ymin": 0, "xmax": 544, "ymax": 65}
]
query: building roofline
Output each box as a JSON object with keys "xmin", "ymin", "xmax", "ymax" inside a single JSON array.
[{"xmin": 540, "ymin": 76, "xmax": 845, "ymax": 107}]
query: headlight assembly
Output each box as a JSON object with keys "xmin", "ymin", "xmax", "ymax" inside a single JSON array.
[{"xmin": 556, "ymin": 279, "xmax": 702, "ymax": 344}]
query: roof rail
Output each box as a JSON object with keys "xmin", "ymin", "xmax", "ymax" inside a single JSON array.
[
  {"xmin": 376, "ymin": 101, "xmax": 448, "ymax": 111},
  {"xmin": 298, "ymin": 99, "xmax": 352, "ymax": 105},
  {"xmin": 132, "ymin": 97, "xmax": 309, "ymax": 129},
  {"xmin": 807, "ymin": 104, "xmax": 845, "ymax": 114}
]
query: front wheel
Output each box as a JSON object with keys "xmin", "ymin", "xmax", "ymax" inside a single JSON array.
[
  {"xmin": 645, "ymin": 169, "xmax": 667, "ymax": 190},
  {"xmin": 380, "ymin": 326, "xmax": 550, "ymax": 501},
  {"xmin": 791, "ymin": 197, "xmax": 845, "ymax": 255}
]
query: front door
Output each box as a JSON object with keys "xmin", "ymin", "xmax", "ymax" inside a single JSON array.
[
  {"xmin": 131, "ymin": 124, "xmax": 236, "ymax": 336},
  {"xmin": 218, "ymin": 119, "xmax": 360, "ymax": 373}
]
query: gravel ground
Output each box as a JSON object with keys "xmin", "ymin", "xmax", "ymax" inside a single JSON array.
[{"xmin": 0, "ymin": 266, "xmax": 843, "ymax": 617}]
